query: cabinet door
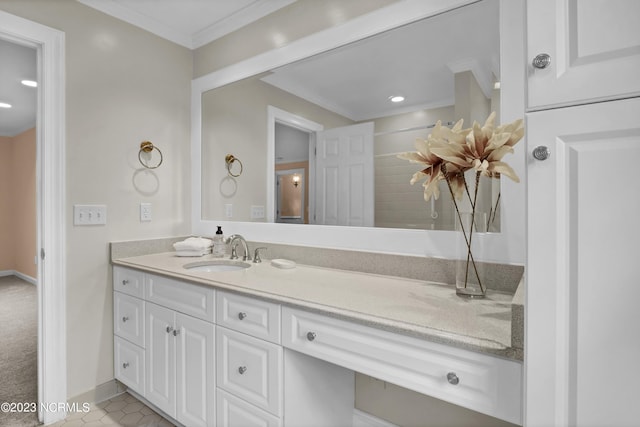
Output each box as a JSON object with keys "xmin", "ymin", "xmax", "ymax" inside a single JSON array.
[
  {"xmin": 217, "ymin": 389, "xmax": 281, "ymax": 427},
  {"xmin": 145, "ymin": 302, "xmax": 176, "ymax": 418},
  {"xmin": 526, "ymin": 97, "xmax": 640, "ymax": 426},
  {"xmin": 176, "ymin": 313, "xmax": 215, "ymax": 427},
  {"xmin": 527, "ymin": 0, "xmax": 640, "ymax": 110}
]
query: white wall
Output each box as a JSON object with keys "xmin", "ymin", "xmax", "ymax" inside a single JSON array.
[{"xmin": 0, "ymin": 0, "xmax": 192, "ymax": 399}]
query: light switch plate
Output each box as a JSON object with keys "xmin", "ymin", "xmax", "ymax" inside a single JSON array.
[
  {"xmin": 73, "ymin": 204, "xmax": 107, "ymax": 225},
  {"xmin": 251, "ymin": 205, "xmax": 265, "ymax": 219}
]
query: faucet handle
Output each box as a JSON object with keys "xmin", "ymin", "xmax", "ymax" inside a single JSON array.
[{"xmin": 253, "ymin": 247, "xmax": 267, "ymax": 263}]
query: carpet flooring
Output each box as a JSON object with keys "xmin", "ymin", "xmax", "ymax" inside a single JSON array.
[{"xmin": 0, "ymin": 275, "xmax": 39, "ymax": 427}]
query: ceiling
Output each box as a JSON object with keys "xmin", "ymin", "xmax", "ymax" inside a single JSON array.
[
  {"xmin": 77, "ymin": 0, "xmax": 296, "ymax": 49},
  {"xmin": 260, "ymin": 0, "xmax": 499, "ymax": 121}
]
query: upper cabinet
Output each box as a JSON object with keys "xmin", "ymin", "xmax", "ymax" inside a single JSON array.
[{"xmin": 527, "ymin": 0, "xmax": 640, "ymax": 110}]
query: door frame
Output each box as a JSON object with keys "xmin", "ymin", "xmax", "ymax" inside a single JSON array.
[
  {"xmin": 267, "ymin": 106, "xmax": 323, "ymax": 223},
  {"xmin": 275, "ymin": 168, "xmax": 306, "ymax": 224},
  {"xmin": 0, "ymin": 10, "xmax": 66, "ymax": 425}
]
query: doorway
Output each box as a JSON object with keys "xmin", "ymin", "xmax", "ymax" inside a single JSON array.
[{"xmin": 0, "ymin": 10, "xmax": 66, "ymax": 425}]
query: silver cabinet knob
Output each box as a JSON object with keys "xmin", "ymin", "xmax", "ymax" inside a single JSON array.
[
  {"xmin": 532, "ymin": 53, "xmax": 551, "ymax": 69},
  {"xmin": 122, "ymin": 362, "xmax": 130, "ymax": 369},
  {"xmin": 173, "ymin": 329, "xmax": 180, "ymax": 336},
  {"xmin": 122, "ymin": 279, "xmax": 129, "ymax": 286},
  {"xmin": 238, "ymin": 366, "xmax": 247, "ymax": 375},
  {"xmin": 166, "ymin": 326, "xmax": 173, "ymax": 333},
  {"xmin": 238, "ymin": 312, "xmax": 247, "ymax": 320},
  {"xmin": 532, "ymin": 145, "xmax": 551, "ymax": 161},
  {"xmin": 306, "ymin": 332, "xmax": 316, "ymax": 341},
  {"xmin": 447, "ymin": 372, "xmax": 459, "ymax": 385},
  {"xmin": 122, "ymin": 316, "xmax": 129, "ymax": 322}
]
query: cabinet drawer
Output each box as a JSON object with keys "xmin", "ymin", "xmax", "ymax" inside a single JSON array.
[
  {"xmin": 282, "ymin": 307, "xmax": 522, "ymax": 425},
  {"xmin": 217, "ymin": 327, "xmax": 282, "ymax": 417},
  {"xmin": 145, "ymin": 273, "xmax": 215, "ymax": 322},
  {"xmin": 217, "ymin": 291, "xmax": 281, "ymax": 344},
  {"xmin": 113, "ymin": 266, "xmax": 144, "ymax": 298},
  {"xmin": 217, "ymin": 389, "xmax": 281, "ymax": 427},
  {"xmin": 115, "ymin": 336, "xmax": 145, "ymax": 395},
  {"xmin": 114, "ymin": 292, "xmax": 145, "ymax": 347}
]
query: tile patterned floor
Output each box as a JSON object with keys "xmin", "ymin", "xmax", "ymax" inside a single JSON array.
[{"xmin": 50, "ymin": 393, "xmax": 175, "ymax": 427}]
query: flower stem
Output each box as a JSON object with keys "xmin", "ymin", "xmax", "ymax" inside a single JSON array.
[
  {"xmin": 443, "ymin": 171, "xmax": 484, "ymax": 292},
  {"xmin": 464, "ymin": 171, "xmax": 484, "ymax": 292}
]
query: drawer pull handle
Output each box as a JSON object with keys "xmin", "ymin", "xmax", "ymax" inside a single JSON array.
[
  {"xmin": 238, "ymin": 366, "xmax": 247, "ymax": 375},
  {"xmin": 122, "ymin": 362, "xmax": 129, "ymax": 369},
  {"xmin": 122, "ymin": 279, "xmax": 129, "ymax": 286},
  {"xmin": 173, "ymin": 329, "xmax": 180, "ymax": 336},
  {"xmin": 166, "ymin": 326, "xmax": 174, "ymax": 333},
  {"xmin": 306, "ymin": 332, "xmax": 317, "ymax": 341},
  {"xmin": 238, "ymin": 312, "xmax": 247, "ymax": 320},
  {"xmin": 122, "ymin": 316, "xmax": 129, "ymax": 322},
  {"xmin": 447, "ymin": 372, "xmax": 459, "ymax": 385}
]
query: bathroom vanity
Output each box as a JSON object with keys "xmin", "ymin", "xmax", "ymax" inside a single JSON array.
[{"xmin": 112, "ymin": 251, "xmax": 523, "ymax": 427}]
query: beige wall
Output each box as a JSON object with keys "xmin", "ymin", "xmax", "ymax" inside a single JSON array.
[
  {"xmin": 0, "ymin": 128, "xmax": 37, "ymax": 278},
  {"xmin": 0, "ymin": 1, "xmax": 192, "ymax": 399}
]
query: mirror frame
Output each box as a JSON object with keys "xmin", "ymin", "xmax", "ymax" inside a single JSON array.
[{"xmin": 192, "ymin": 0, "xmax": 525, "ymax": 263}]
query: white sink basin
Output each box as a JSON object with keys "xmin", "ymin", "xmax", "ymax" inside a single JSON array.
[{"xmin": 183, "ymin": 260, "xmax": 251, "ymax": 272}]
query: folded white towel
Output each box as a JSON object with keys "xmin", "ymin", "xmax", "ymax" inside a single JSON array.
[
  {"xmin": 173, "ymin": 237, "xmax": 213, "ymax": 252},
  {"xmin": 175, "ymin": 247, "xmax": 212, "ymax": 257}
]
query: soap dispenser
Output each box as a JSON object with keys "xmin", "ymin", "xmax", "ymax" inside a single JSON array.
[{"xmin": 213, "ymin": 226, "xmax": 226, "ymax": 257}]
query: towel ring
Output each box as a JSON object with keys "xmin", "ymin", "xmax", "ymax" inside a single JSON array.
[
  {"xmin": 225, "ymin": 154, "xmax": 243, "ymax": 177},
  {"xmin": 138, "ymin": 141, "xmax": 163, "ymax": 169}
]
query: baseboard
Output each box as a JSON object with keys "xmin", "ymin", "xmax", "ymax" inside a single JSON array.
[
  {"xmin": 0, "ymin": 270, "xmax": 37, "ymax": 285},
  {"xmin": 68, "ymin": 379, "xmax": 125, "ymax": 405},
  {"xmin": 353, "ymin": 409, "xmax": 399, "ymax": 427}
]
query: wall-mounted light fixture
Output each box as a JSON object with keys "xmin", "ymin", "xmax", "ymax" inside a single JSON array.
[{"xmin": 292, "ymin": 174, "xmax": 300, "ymax": 187}]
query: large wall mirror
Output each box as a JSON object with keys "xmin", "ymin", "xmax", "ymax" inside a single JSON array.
[{"xmin": 192, "ymin": 0, "xmax": 525, "ymax": 261}]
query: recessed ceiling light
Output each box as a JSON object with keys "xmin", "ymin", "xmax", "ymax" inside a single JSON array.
[
  {"xmin": 389, "ymin": 95, "xmax": 405, "ymax": 103},
  {"xmin": 21, "ymin": 80, "xmax": 38, "ymax": 87},
  {"xmin": 0, "ymin": 102, "xmax": 12, "ymax": 109}
]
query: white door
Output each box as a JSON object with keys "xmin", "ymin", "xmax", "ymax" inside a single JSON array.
[
  {"xmin": 527, "ymin": 0, "xmax": 640, "ymax": 110},
  {"xmin": 145, "ymin": 302, "xmax": 176, "ymax": 418},
  {"xmin": 176, "ymin": 313, "xmax": 216, "ymax": 427},
  {"xmin": 315, "ymin": 122, "xmax": 374, "ymax": 226},
  {"xmin": 526, "ymin": 97, "xmax": 640, "ymax": 426}
]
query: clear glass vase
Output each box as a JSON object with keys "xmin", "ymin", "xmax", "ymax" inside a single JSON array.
[{"xmin": 455, "ymin": 212, "xmax": 487, "ymax": 298}]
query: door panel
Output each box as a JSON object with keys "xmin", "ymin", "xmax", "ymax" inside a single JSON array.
[
  {"xmin": 526, "ymin": 97, "xmax": 640, "ymax": 426},
  {"xmin": 145, "ymin": 302, "xmax": 176, "ymax": 417},
  {"xmin": 315, "ymin": 122, "xmax": 374, "ymax": 226},
  {"xmin": 527, "ymin": 0, "xmax": 640, "ymax": 109},
  {"xmin": 176, "ymin": 313, "xmax": 215, "ymax": 427}
]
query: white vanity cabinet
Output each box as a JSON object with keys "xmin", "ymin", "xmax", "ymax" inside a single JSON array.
[
  {"xmin": 113, "ymin": 266, "xmax": 216, "ymax": 427},
  {"xmin": 114, "ymin": 265, "xmax": 522, "ymax": 426},
  {"xmin": 215, "ymin": 291, "xmax": 284, "ymax": 426},
  {"xmin": 113, "ymin": 267, "xmax": 146, "ymax": 394}
]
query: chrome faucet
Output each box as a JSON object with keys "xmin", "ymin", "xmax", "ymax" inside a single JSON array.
[{"xmin": 226, "ymin": 234, "xmax": 251, "ymax": 261}]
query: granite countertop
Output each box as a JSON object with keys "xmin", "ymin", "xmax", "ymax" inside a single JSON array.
[{"xmin": 113, "ymin": 252, "xmax": 523, "ymax": 361}]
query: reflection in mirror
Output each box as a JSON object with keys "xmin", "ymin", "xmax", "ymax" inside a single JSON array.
[{"xmin": 201, "ymin": 0, "xmax": 501, "ymax": 231}]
